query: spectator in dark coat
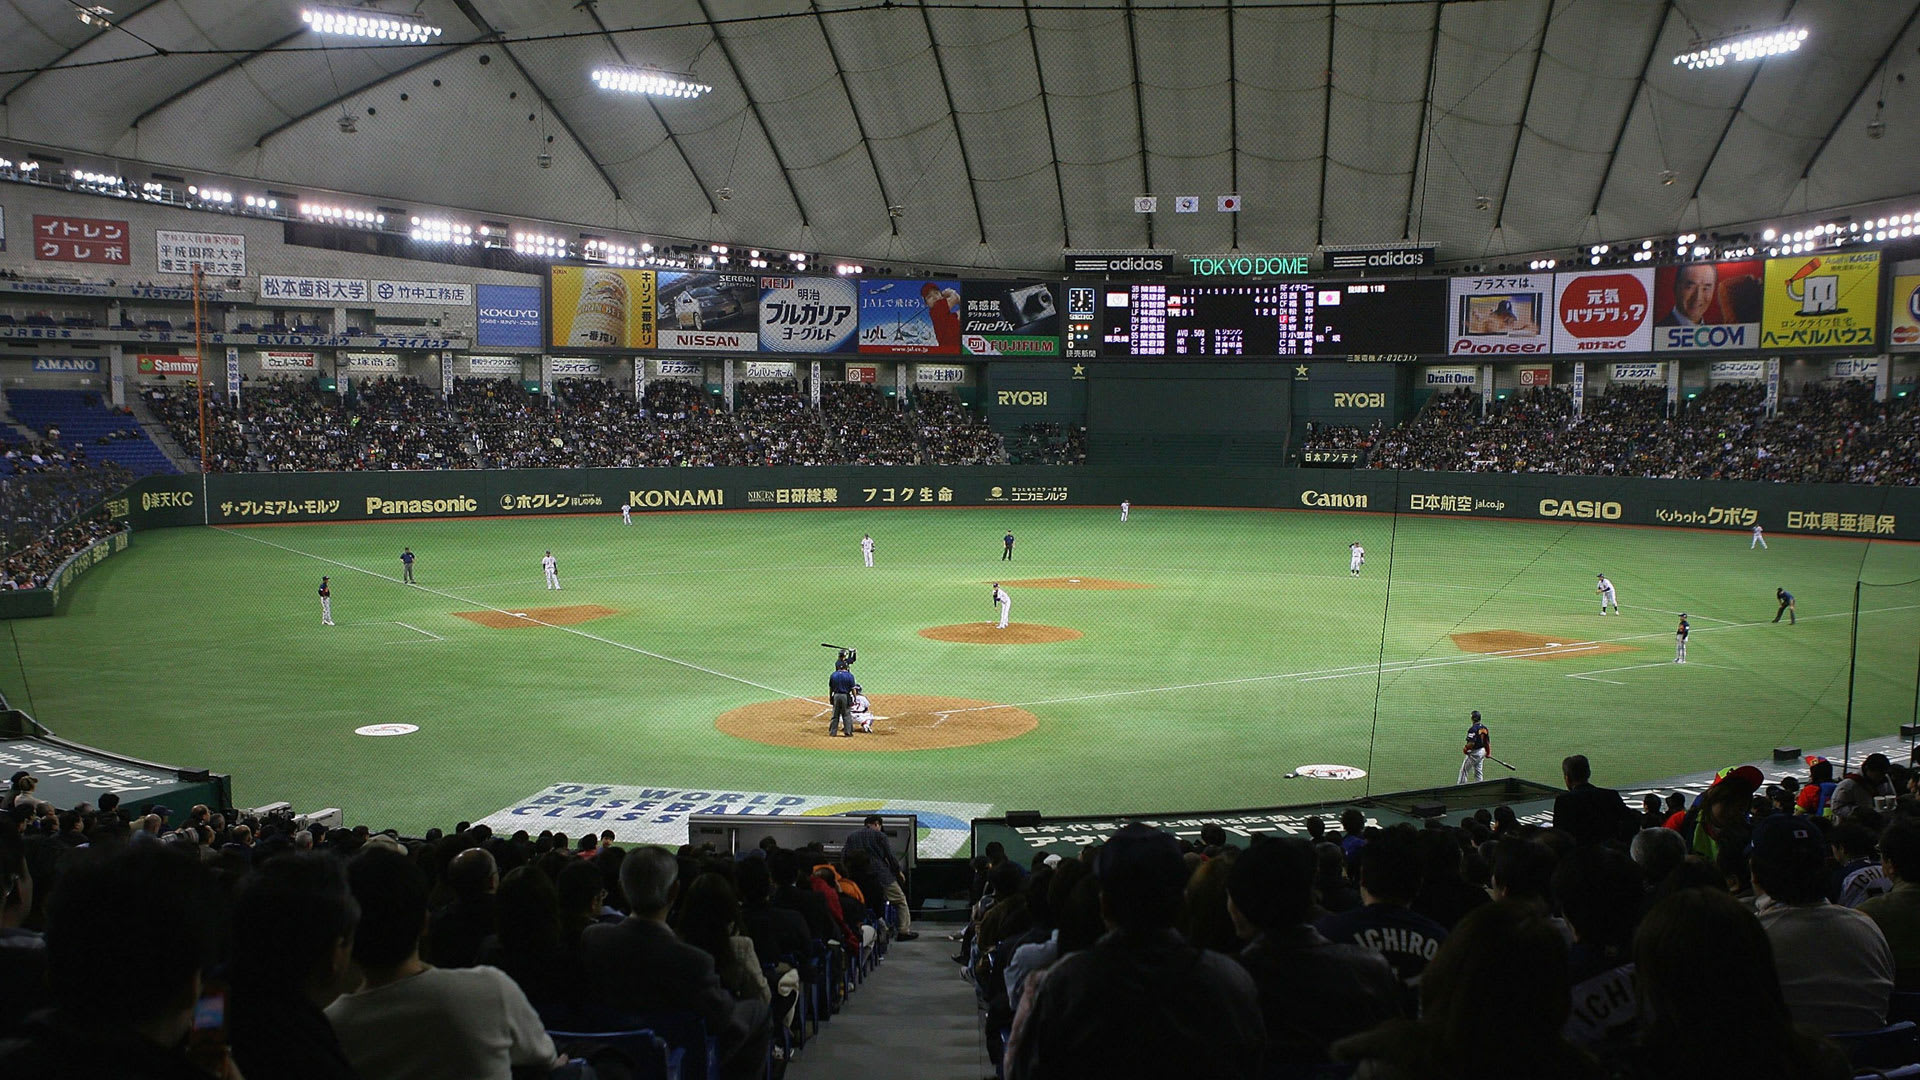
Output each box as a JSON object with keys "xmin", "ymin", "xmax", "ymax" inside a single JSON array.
[
  {"xmin": 426, "ymin": 846, "xmax": 497, "ymax": 968},
  {"xmin": 1553, "ymin": 755, "xmax": 1637, "ymax": 847},
  {"xmin": 227, "ymin": 853, "xmax": 363, "ymax": 1080}
]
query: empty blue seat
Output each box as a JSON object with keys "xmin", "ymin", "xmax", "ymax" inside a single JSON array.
[{"xmin": 1832, "ymin": 1020, "xmax": 1920, "ymax": 1069}]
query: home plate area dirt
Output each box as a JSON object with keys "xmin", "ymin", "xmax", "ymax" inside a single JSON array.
[
  {"xmin": 997, "ymin": 577, "xmax": 1153, "ymax": 589},
  {"xmin": 919, "ymin": 623, "xmax": 1084, "ymax": 644},
  {"xmin": 1450, "ymin": 630, "xmax": 1633, "ymax": 661},
  {"xmin": 452, "ymin": 605, "xmax": 619, "ymax": 629},
  {"xmin": 716, "ymin": 695, "xmax": 1039, "ymax": 751}
]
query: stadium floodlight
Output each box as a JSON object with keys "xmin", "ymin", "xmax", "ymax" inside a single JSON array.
[
  {"xmin": 302, "ymin": 6, "xmax": 442, "ymax": 44},
  {"xmin": 1673, "ymin": 27, "xmax": 1807, "ymax": 71},
  {"xmin": 591, "ymin": 66, "xmax": 712, "ymax": 99}
]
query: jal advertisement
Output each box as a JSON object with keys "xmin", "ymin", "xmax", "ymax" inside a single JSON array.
[{"xmin": 858, "ymin": 279, "xmax": 963, "ymax": 355}]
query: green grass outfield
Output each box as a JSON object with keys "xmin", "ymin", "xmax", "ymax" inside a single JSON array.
[{"xmin": 3, "ymin": 505, "xmax": 1918, "ymax": 834}]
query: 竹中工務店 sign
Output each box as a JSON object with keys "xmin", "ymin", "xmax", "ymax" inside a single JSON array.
[
  {"xmin": 371, "ymin": 280, "xmax": 472, "ymax": 306},
  {"xmin": 1759, "ymin": 252, "xmax": 1880, "ymax": 350}
]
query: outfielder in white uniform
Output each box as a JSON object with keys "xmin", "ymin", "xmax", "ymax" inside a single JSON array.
[
  {"xmin": 992, "ymin": 583, "xmax": 1011, "ymax": 629},
  {"xmin": 543, "ymin": 550, "xmax": 561, "ymax": 590},
  {"xmin": 1752, "ymin": 524, "xmax": 1766, "ymax": 549},
  {"xmin": 621, "ymin": 504, "xmax": 632, "ymax": 525},
  {"xmin": 1596, "ymin": 574, "xmax": 1618, "ymax": 614},
  {"xmin": 1120, "ymin": 500, "xmax": 1130, "ymax": 522},
  {"xmin": 1349, "ymin": 543, "xmax": 1365, "ymax": 576},
  {"xmin": 861, "ymin": 533, "xmax": 874, "ymax": 567},
  {"xmin": 850, "ymin": 687, "xmax": 873, "ymax": 733}
]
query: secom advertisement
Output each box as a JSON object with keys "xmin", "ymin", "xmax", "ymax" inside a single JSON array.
[
  {"xmin": 1651, "ymin": 260, "xmax": 1763, "ymax": 352},
  {"xmin": 548, "ymin": 267, "xmax": 656, "ymax": 351}
]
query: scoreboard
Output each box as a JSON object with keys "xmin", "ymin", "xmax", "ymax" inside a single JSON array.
[{"xmin": 1091, "ymin": 278, "xmax": 1445, "ymax": 359}]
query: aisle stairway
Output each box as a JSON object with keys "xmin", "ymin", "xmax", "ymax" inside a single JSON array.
[{"xmin": 787, "ymin": 936, "xmax": 990, "ymax": 1080}]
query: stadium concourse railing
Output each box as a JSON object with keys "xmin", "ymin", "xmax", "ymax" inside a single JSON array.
[{"xmin": 5, "ymin": 463, "xmax": 1918, "ymax": 620}]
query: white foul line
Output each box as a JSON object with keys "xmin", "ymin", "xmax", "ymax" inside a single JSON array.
[
  {"xmin": 216, "ymin": 528, "xmax": 825, "ymax": 705},
  {"xmin": 394, "ymin": 622, "xmax": 444, "ymax": 642}
]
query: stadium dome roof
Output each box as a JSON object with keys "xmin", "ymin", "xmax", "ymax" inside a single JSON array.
[{"xmin": 2, "ymin": 0, "xmax": 1917, "ymax": 272}]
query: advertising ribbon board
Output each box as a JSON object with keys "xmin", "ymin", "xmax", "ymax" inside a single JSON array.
[
  {"xmin": 1652, "ymin": 260, "xmax": 1763, "ymax": 351},
  {"xmin": 652, "ymin": 359, "xmax": 703, "ymax": 378},
  {"xmin": 260, "ymin": 275, "xmax": 368, "ymax": 304},
  {"xmin": 372, "ymin": 280, "xmax": 472, "ymax": 306},
  {"xmin": 1517, "ymin": 367, "xmax": 1553, "ymax": 387},
  {"xmin": 1608, "ymin": 363, "xmax": 1665, "ymax": 382},
  {"xmin": 30, "ymin": 357, "xmax": 101, "ymax": 373},
  {"xmin": 845, "ymin": 364, "xmax": 879, "ymax": 384},
  {"xmin": 259, "ymin": 351, "xmax": 316, "ymax": 371},
  {"xmin": 859, "ymin": 279, "xmax": 962, "ymax": 355},
  {"xmin": 1708, "ymin": 360, "xmax": 1765, "ymax": 381},
  {"xmin": 550, "ymin": 358, "xmax": 604, "ymax": 377},
  {"xmin": 343, "ymin": 353, "xmax": 400, "ymax": 372},
  {"xmin": 465, "ymin": 356, "xmax": 522, "ymax": 376},
  {"xmin": 1760, "ymin": 252, "xmax": 1881, "ymax": 350},
  {"xmin": 1447, "ymin": 273, "xmax": 1553, "ymax": 356},
  {"xmin": 1890, "ymin": 271, "xmax": 1920, "ymax": 353},
  {"xmin": 962, "ymin": 280, "xmax": 1060, "ymax": 356},
  {"xmin": 548, "ymin": 267, "xmax": 656, "ymax": 350},
  {"xmin": 1422, "ymin": 366, "xmax": 1477, "ymax": 386},
  {"xmin": 1552, "ymin": 269, "xmax": 1653, "ymax": 354},
  {"xmin": 759, "ymin": 276, "xmax": 858, "ymax": 353},
  {"xmin": 656, "ymin": 272, "xmax": 760, "ymax": 351},
  {"xmin": 474, "ymin": 284, "xmax": 545, "ymax": 349},
  {"xmin": 740, "ymin": 360, "xmax": 796, "ymax": 380},
  {"xmin": 916, "ymin": 364, "xmax": 966, "ymax": 384}
]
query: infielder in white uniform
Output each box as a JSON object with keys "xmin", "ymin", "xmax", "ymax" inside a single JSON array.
[
  {"xmin": 621, "ymin": 504, "xmax": 632, "ymax": 525},
  {"xmin": 861, "ymin": 533, "xmax": 874, "ymax": 567},
  {"xmin": 1752, "ymin": 524, "xmax": 1766, "ymax": 549},
  {"xmin": 850, "ymin": 685, "xmax": 873, "ymax": 733},
  {"xmin": 992, "ymin": 583, "xmax": 1011, "ymax": 629},
  {"xmin": 1120, "ymin": 500, "xmax": 1130, "ymax": 522},
  {"xmin": 1596, "ymin": 574, "xmax": 1618, "ymax": 614},
  {"xmin": 542, "ymin": 550, "xmax": 561, "ymax": 590},
  {"xmin": 1349, "ymin": 543, "xmax": 1366, "ymax": 576}
]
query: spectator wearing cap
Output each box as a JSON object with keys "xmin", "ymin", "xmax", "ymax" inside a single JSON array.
[
  {"xmin": 1004, "ymin": 823, "xmax": 1262, "ymax": 1080},
  {"xmin": 1314, "ymin": 827, "xmax": 1450, "ymax": 996},
  {"xmin": 1229, "ymin": 837, "xmax": 1402, "ymax": 1067},
  {"xmin": 325, "ymin": 847, "xmax": 566, "ymax": 1079},
  {"xmin": 1750, "ymin": 813, "xmax": 1894, "ymax": 1033},
  {"xmin": 0, "ymin": 845, "xmax": 230, "ymax": 1080},
  {"xmin": 227, "ymin": 853, "xmax": 362, "ymax": 1080},
  {"xmin": 1829, "ymin": 753, "xmax": 1895, "ymax": 821},
  {"xmin": 1862, "ymin": 817, "xmax": 1920, "ymax": 989},
  {"xmin": 1552, "ymin": 755, "xmax": 1638, "ymax": 847},
  {"xmin": 1673, "ymin": 764, "xmax": 1762, "ymax": 864}
]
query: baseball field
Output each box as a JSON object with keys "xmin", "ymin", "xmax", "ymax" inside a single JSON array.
[{"xmin": 2, "ymin": 505, "xmax": 1918, "ymax": 836}]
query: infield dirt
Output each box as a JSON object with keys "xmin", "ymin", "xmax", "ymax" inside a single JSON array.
[
  {"xmin": 452, "ymin": 605, "xmax": 619, "ymax": 629},
  {"xmin": 919, "ymin": 623, "xmax": 1083, "ymax": 644},
  {"xmin": 716, "ymin": 694, "xmax": 1039, "ymax": 750},
  {"xmin": 1450, "ymin": 629, "xmax": 1634, "ymax": 661}
]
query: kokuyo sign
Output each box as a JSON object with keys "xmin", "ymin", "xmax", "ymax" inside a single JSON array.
[{"xmin": 1553, "ymin": 269, "xmax": 1653, "ymax": 353}]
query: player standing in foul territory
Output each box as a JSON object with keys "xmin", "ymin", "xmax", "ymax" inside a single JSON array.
[
  {"xmin": 1120, "ymin": 500, "xmax": 1130, "ymax": 522},
  {"xmin": 1596, "ymin": 574, "xmax": 1619, "ymax": 615},
  {"xmin": 1349, "ymin": 543, "xmax": 1365, "ymax": 577},
  {"xmin": 318, "ymin": 576, "xmax": 334, "ymax": 626},
  {"xmin": 1458, "ymin": 712, "xmax": 1490, "ymax": 784},
  {"xmin": 1752, "ymin": 524, "xmax": 1766, "ymax": 549},
  {"xmin": 1675, "ymin": 613, "xmax": 1690, "ymax": 664},
  {"xmin": 861, "ymin": 533, "xmax": 875, "ymax": 568},
  {"xmin": 992, "ymin": 583, "xmax": 1011, "ymax": 629},
  {"xmin": 1774, "ymin": 588, "xmax": 1796, "ymax": 624},
  {"xmin": 621, "ymin": 503, "xmax": 632, "ymax": 526},
  {"xmin": 542, "ymin": 550, "xmax": 561, "ymax": 591},
  {"xmin": 401, "ymin": 548, "xmax": 415, "ymax": 584},
  {"xmin": 1002, "ymin": 531, "xmax": 1015, "ymax": 561}
]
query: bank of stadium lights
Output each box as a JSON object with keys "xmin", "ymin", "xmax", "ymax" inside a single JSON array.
[
  {"xmin": 301, "ymin": 6, "xmax": 442, "ymax": 44},
  {"xmin": 1673, "ymin": 27, "xmax": 1807, "ymax": 71},
  {"xmin": 189, "ymin": 185, "xmax": 234, "ymax": 205},
  {"xmin": 590, "ymin": 66, "xmax": 712, "ymax": 99},
  {"xmin": 409, "ymin": 216, "xmax": 472, "ymax": 245},
  {"xmin": 584, "ymin": 239, "xmax": 641, "ymax": 267},
  {"xmin": 71, "ymin": 170, "xmax": 123, "ymax": 190},
  {"xmin": 241, "ymin": 194, "xmax": 279, "ymax": 211},
  {"xmin": 513, "ymin": 232, "xmax": 569, "ymax": 259},
  {"xmin": 299, "ymin": 201, "xmax": 382, "ymax": 227},
  {"xmin": 834, "ymin": 263, "xmax": 866, "ymax": 275}
]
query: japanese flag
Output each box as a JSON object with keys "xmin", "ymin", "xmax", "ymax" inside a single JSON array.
[
  {"xmin": 1218, "ymin": 194, "xmax": 1242, "ymax": 212},
  {"xmin": 1174, "ymin": 196, "xmax": 1200, "ymax": 213},
  {"xmin": 1133, "ymin": 196, "xmax": 1158, "ymax": 214}
]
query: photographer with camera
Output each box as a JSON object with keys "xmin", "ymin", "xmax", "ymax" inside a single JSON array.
[{"xmin": 827, "ymin": 647, "xmax": 858, "ymax": 738}]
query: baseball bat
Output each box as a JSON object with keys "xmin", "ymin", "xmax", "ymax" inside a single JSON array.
[
  {"xmin": 1488, "ymin": 755, "xmax": 1518, "ymax": 771},
  {"xmin": 820, "ymin": 642, "xmax": 847, "ymax": 650}
]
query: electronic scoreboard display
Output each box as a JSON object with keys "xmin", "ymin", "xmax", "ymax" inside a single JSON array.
[{"xmin": 1094, "ymin": 278, "xmax": 1445, "ymax": 358}]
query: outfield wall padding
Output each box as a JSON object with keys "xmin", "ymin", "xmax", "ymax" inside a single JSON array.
[{"xmin": 112, "ymin": 466, "xmax": 1920, "ymax": 543}]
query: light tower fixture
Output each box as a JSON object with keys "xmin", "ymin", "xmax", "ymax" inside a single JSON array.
[
  {"xmin": 301, "ymin": 6, "xmax": 443, "ymax": 44},
  {"xmin": 1673, "ymin": 27, "xmax": 1807, "ymax": 71},
  {"xmin": 591, "ymin": 66, "xmax": 712, "ymax": 99}
]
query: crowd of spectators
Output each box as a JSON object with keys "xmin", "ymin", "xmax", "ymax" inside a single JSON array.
[
  {"xmin": 0, "ymin": 792, "xmax": 914, "ymax": 1080},
  {"xmin": 0, "ymin": 443, "xmax": 131, "ymax": 590},
  {"xmin": 148, "ymin": 376, "xmax": 1014, "ymax": 473},
  {"xmin": 935, "ymin": 750, "xmax": 1920, "ymax": 1080},
  {"xmin": 1003, "ymin": 422, "xmax": 1087, "ymax": 465},
  {"xmin": 1327, "ymin": 379, "xmax": 1920, "ymax": 484}
]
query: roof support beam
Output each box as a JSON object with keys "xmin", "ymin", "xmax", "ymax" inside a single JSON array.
[
  {"xmin": 132, "ymin": 30, "xmax": 305, "ymax": 130},
  {"xmin": 250, "ymin": 44, "xmax": 472, "ymax": 147},
  {"xmin": 917, "ymin": 2, "xmax": 987, "ymax": 246},
  {"xmin": 1315, "ymin": 0, "xmax": 1338, "ymax": 245},
  {"xmin": 1124, "ymin": 0, "xmax": 1154, "ymax": 248},
  {"xmin": 1, "ymin": 0, "xmax": 169, "ymax": 105},
  {"xmin": 1799, "ymin": 0, "xmax": 1920, "ymax": 180},
  {"xmin": 809, "ymin": 1, "xmax": 896, "ymax": 237},
  {"xmin": 1226, "ymin": 0, "xmax": 1239, "ymax": 250},
  {"xmin": 1588, "ymin": 0, "xmax": 1675, "ymax": 219},
  {"xmin": 1492, "ymin": 0, "xmax": 1554, "ymax": 231},
  {"xmin": 1021, "ymin": 0, "xmax": 1071, "ymax": 251},
  {"xmin": 1402, "ymin": 2, "xmax": 1443, "ymax": 241},
  {"xmin": 694, "ymin": 0, "xmax": 811, "ymax": 228},
  {"xmin": 1688, "ymin": 0, "xmax": 1800, "ymax": 204}
]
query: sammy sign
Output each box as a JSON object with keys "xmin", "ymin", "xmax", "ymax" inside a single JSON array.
[
  {"xmin": 475, "ymin": 783, "xmax": 993, "ymax": 858},
  {"xmin": 759, "ymin": 276, "xmax": 857, "ymax": 353},
  {"xmin": 1552, "ymin": 269, "xmax": 1653, "ymax": 354}
]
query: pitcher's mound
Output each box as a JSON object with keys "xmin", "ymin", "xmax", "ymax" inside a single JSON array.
[
  {"xmin": 919, "ymin": 623, "xmax": 1083, "ymax": 644},
  {"xmin": 1451, "ymin": 630, "xmax": 1633, "ymax": 661},
  {"xmin": 453, "ymin": 605, "xmax": 618, "ymax": 629},
  {"xmin": 717, "ymin": 694, "xmax": 1038, "ymax": 751},
  {"xmin": 999, "ymin": 577, "xmax": 1153, "ymax": 590}
]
